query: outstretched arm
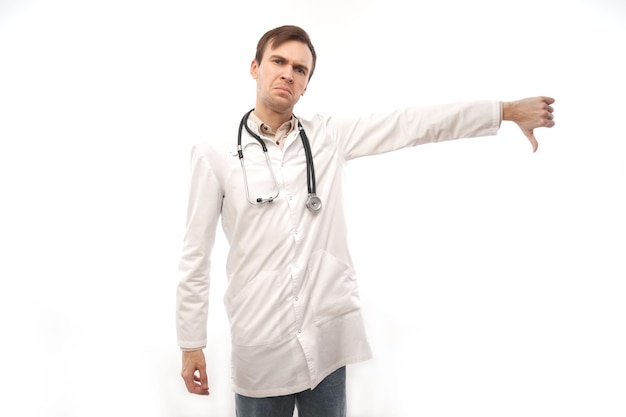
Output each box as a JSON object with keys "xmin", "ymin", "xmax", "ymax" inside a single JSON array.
[{"xmin": 502, "ymin": 96, "xmax": 555, "ymax": 152}]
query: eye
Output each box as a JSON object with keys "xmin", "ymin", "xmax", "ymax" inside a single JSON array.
[
  {"xmin": 272, "ymin": 58, "xmax": 283, "ymax": 64},
  {"xmin": 295, "ymin": 67, "xmax": 306, "ymax": 75}
]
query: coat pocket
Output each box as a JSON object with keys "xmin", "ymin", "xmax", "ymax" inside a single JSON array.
[
  {"xmin": 306, "ymin": 250, "xmax": 361, "ymax": 327},
  {"xmin": 224, "ymin": 270, "xmax": 282, "ymax": 346}
]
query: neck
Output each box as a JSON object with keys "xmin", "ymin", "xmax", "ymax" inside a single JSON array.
[{"xmin": 253, "ymin": 103, "xmax": 293, "ymax": 132}]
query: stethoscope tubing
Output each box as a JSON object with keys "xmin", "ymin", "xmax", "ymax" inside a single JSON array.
[{"xmin": 237, "ymin": 109, "xmax": 321, "ymax": 211}]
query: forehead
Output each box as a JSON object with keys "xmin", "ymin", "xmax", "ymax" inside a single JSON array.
[{"xmin": 265, "ymin": 40, "xmax": 313, "ymax": 66}]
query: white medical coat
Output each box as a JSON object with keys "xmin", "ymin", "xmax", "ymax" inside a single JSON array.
[{"xmin": 176, "ymin": 101, "xmax": 501, "ymax": 397}]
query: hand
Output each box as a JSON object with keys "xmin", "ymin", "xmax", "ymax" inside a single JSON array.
[
  {"xmin": 181, "ymin": 349, "xmax": 210, "ymax": 395},
  {"xmin": 502, "ymin": 96, "xmax": 555, "ymax": 152}
]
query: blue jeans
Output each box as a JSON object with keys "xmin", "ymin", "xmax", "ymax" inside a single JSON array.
[{"xmin": 235, "ymin": 366, "xmax": 346, "ymax": 417}]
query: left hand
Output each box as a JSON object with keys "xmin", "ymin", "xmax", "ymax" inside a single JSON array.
[{"xmin": 502, "ymin": 96, "xmax": 555, "ymax": 152}]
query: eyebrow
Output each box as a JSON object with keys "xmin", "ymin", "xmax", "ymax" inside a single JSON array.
[{"xmin": 268, "ymin": 54, "xmax": 309, "ymax": 74}]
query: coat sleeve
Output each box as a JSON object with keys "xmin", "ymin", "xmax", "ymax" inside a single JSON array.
[
  {"xmin": 326, "ymin": 101, "xmax": 501, "ymax": 161},
  {"xmin": 176, "ymin": 143, "xmax": 223, "ymax": 349}
]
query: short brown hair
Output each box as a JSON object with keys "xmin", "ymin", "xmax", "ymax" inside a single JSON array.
[{"xmin": 255, "ymin": 25, "xmax": 317, "ymax": 80}]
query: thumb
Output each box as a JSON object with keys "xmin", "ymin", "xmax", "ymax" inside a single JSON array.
[
  {"xmin": 524, "ymin": 129, "xmax": 539, "ymax": 153},
  {"xmin": 199, "ymin": 369, "xmax": 209, "ymax": 390}
]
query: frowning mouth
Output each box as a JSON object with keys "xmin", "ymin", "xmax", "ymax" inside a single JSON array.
[{"xmin": 274, "ymin": 85, "xmax": 293, "ymax": 96}]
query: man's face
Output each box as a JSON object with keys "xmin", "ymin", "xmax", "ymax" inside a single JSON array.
[{"xmin": 250, "ymin": 40, "xmax": 313, "ymax": 115}]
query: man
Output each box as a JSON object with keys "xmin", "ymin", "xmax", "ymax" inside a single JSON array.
[{"xmin": 176, "ymin": 25, "xmax": 555, "ymax": 416}]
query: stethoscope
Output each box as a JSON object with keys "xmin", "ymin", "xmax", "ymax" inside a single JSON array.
[{"xmin": 237, "ymin": 109, "xmax": 322, "ymax": 212}]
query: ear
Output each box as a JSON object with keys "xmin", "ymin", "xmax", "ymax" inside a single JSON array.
[{"xmin": 250, "ymin": 59, "xmax": 259, "ymax": 79}]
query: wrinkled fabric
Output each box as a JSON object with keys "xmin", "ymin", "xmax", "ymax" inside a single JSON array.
[{"xmin": 176, "ymin": 101, "xmax": 501, "ymax": 397}]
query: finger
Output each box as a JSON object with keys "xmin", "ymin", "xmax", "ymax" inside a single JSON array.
[
  {"xmin": 196, "ymin": 370, "xmax": 210, "ymax": 394},
  {"xmin": 190, "ymin": 384, "xmax": 210, "ymax": 395},
  {"xmin": 193, "ymin": 373, "xmax": 208, "ymax": 386},
  {"xmin": 542, "ymin": 96, "xmax": 555, "ymax": 105},
  {"xmin": 182, "ymin": 373, "xmax": 197, "ymax": 393},
  {"xmin": 181, "ymin": 371, "xmax": 205, "ymax": 395},
  {"xmin": 525, "ymin": 129, "xmax": 539, "ymax": 153},
  {"xmin": 185, "ymin": 376, "xmax": 210, "ymax": 395},
  {"xmin": 192, "ymin": 384, "xmax": 210, "ymax": 395}
]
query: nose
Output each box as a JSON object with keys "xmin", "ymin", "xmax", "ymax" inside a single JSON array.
[{"xmin": 280, "ymin": 68, "xmax": 294, "ymax": 83}]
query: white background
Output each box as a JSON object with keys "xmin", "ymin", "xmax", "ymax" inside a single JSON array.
[{"xmin": 1, "ymin": 0, "xmax": 625, "ymax": 416}]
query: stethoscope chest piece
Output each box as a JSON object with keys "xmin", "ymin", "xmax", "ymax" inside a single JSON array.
[{"xmin": 306, "ymin": 193, "xmax": 322, "ymax": 212}]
